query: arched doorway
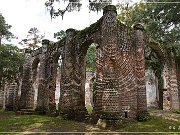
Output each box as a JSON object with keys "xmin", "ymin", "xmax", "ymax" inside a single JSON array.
[
  {"xmin": 85, "ymin": 43, "xmax": 96, "ymax": 114},
  {"xmin": 31, "ymin": 57, "xmax": 40, "ymax": 109},
  {"xmin": 81, "ymin": 42, "xmax": 103, "ymax": 115}
]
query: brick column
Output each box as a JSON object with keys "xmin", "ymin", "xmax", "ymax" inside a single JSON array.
[
  {"xmin": 48, "ymin": 57, "xmax": 58, "ymax": 111},
  {"xmin": 162, "ymin": 52, "xmax": 179, "ymax": 111},
  {"xmin": 169, "ymin": 52, "xmax": 179, "ymax": 110},
  {"xmin": 36, "ymin": 39, "xmax": 49, "ymax": 113},
  {"xmin": 133, "ymin": 24, "xmax": 147, "ymax": 115},
  {"xmin": 4, "ymin": 82, "xmax": 18, "ymax": 110},
  {"xmin": 19, "ymin": 49, "xmax": 32, "ymax": 109},
  {"xmin": 59, "ymin": 29, "xmax": 77, "ymax": 118},
  {"xmin": 162, "ymin": 60, "xmax": 171, "ymax": 111},
  {"xmin": 96, "ymin": 5, "xmax": 120, "ymax": 120}
]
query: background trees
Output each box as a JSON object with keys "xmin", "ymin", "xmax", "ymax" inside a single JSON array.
[
  {"xmin": 0, "ymin": 14, "xmax": 24, "ymax": 91},
  {"xmin": 0, "ymin": 44, "xmax": 24, "ymax": 90},
  {"xmin": 118, "ymin": 0, "xmax": 180, "ymax": 71},
  {"xmin": 54, "ymin": 30, "xmax": 66, "ymax": 40},
  {"xmin": 0, "ymin": 14, "xmax": 14, "ymax": 46},
  {"xmin": 86, "ymin": 44, "xmax": 96, "ymax": 72},
  {"xmin": 19, "ymin": 27, "xmax": 44, "ymax": 50},
  {"xmin": 118, "ymin": 0, "xmax": 180, "ymax": 46}
]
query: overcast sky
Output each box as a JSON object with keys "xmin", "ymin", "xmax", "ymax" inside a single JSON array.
[{"xmin": 0, "ymin": 0, "xmax": 140, "ymax": 48}]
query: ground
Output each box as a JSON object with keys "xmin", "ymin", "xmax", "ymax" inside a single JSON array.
[{"xmin": 0, "ymin": 109, "xmax": 180, "ymax": 134}]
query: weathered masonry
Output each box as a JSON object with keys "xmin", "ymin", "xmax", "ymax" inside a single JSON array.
[
  {"xmin": 18, "ymin": 5, "xmax": 147, "ymax": 120},
  {"xmin": 1, "ymin": 5, "xmax": 179, "ymax": 120},
  {"xmin": 148, "ymin": 42, "xmax": 180, "ymax": 111}
]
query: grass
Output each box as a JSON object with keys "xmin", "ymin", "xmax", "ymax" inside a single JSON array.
[
  {"xmin": 116, "ymin": 116, "xmax": 180, "ymax": 132},
  {"xmin": 0, "ymin": 110, "xmax": 180, "ymax": 134}
]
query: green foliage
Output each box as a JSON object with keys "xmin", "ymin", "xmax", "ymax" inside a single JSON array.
[
  {"xmin": 54, "ymin": 30, "xmax": 66, "ymax": 40},
  {"xmin": 118, "ymin": 1, "xmax": 180, "ymax": 45},
  {"xmin": 118, "ymin": 0, "xmax": 180, "ymax": 63},
  {"xmin": 137, "ymin": 112, "xmax": 151, "ymax": 122},
  {"xmin": 0, "ymin": 14, "xmax": 15, "ymax": 45},
  {"xmin": 86, "ymin": 44, "xmax": 96, "ymax": 72},
  {"xmin": 45, "ymin": 0, "xmax": 112, "ymax": 19},
  {"xmin": 89, "ymin": 0, "xmax": 112, "ymax": 13},
  {"xmin": 0, "ymin": 44, "xmax": 24, "ymax": 88}
]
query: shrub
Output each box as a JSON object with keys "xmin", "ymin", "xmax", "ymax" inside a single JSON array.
[
  {"xmin": 173, "ymin": 109, "xmax": 180, "ymax": 114},
  {"xmin": 137, "ymin": 112, "xmax": 151, "ymax": 122}
]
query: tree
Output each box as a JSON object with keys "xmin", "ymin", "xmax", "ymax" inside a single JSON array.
[
  {"xmin": 118, "ymin": 0, "xmax": 180, "ymax": 64},
  {"xmin": 54, "ymin": 30, "xmax": 66, "ymax": 40},
  {"xmin": 0, "ymin": 14, "xmax": 15, "ymax": 46},
  {"xmin": 117, "ymin": 0, "xmax": 180, "ymax": 77},
  {"xmin": 19, "ymin": 27, "xmax": 44, "ymax": 50},
  {"xmin": 45, "ymin": 0, "xmax": 112, "ymax": 19},
  {"xmin": 118, "ymin": 0, "xmax": 180, "ymax": 46},
  {"xmin": 0, "ymin": 44, "xmax": 24, "ymax": 90},
  {"xmin": 86, "ymin": 44, "xmax": 96, "ymax": 72}
]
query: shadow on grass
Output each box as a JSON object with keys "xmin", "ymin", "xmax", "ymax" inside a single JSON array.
[
  {"xmin": 0, "ymin": 112, "xmax": 103, "ymax": 133},
  {"xmin": 0, "ymin": 110, "xmax": 180, "ymax": 133}
]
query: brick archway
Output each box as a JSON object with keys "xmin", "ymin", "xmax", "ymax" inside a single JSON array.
[{"xmin": 19, "ymin": 5, "xmax": 148, "ymax": 120}]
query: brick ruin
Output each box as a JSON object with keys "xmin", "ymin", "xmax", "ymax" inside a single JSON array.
[
  {"xmin": 148, "ymin": 40, "xmax": 180, "ymax": 111},
  {"xmin": 145, "ymin": 68, "xmax": 159, "ymax": 108},
  {"xmin": 0, "ymin": 5, "xmax": 179, "ymax": 120}
]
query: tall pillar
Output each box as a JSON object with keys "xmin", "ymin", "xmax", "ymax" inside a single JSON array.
[
  {"xmin": 75, "ymin": 44, "xmax": 88, "ymax": 119},
  {"xmin": 36, "ymin": 39, "xmax": 49, "ymax": 113},
  {"xmin": 162, "ymin": 52, "xmax": 179, "ymax": 111},
  {"xmin": 59, "ymin": 29, "xmax": 87, "ymax": 119},
  {"xmin": 169, "ymin": 51, "xmax": 179, "ymax": 110},
  {"xmin": 48, "ymin": 57, "xmax": 57, "ymax": 110},
  {"xmin": 95, "ymin": 5, "xmax": 120, "ymax": 120},
  {"xmin": 162, "ymin": 60, "xmax": 171, "ymax": 111},
  {"xmin": 133, "ymin": 24, "xmax": 147, "ymax": 115},
  {"xmin": 4, "ymin": 81, "xmax": 19, "ymax": 110},
  {"xmin": 19, "ymin": 49, "xmax": 32, "ymax": 109},
  {"xmin": 59, "ymin": 29, "xmax": 76, "ymax": 117}
]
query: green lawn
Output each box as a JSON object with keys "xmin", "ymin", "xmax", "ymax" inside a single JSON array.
[{"xmin": 0, "ymin": 110, "xmax": 180, "ymax": 134}]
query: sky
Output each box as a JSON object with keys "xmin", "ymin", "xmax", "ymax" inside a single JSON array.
[{"xmin": 0, "ymin": 0, "xmax": 140, "ymax": 48}]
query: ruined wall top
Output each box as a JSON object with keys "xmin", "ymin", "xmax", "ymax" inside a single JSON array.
[
  {"xmin": 103, "ymin": 5, "xmax": 117, "ymax": 14},
  {"xmin": 66, "ymin": 28, "xmax": 77, "ymax": 33},
  {"xmin": 133, "ymin": 23, "xmax": 145, "ymax": 31},
  {"xmin": 42, "ymin": 39, "xmax": 50, "ymax": 45},
  {"xmin": 26, "ymin": 5, "xmax": 145, "ymax": 59}
]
